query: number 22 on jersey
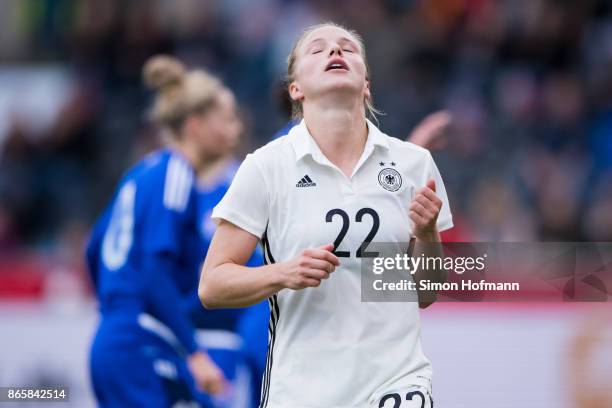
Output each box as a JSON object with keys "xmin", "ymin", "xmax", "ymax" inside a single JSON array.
[{"xmin": 325, "ymin": 207, "xmax": 380, "ymax": 258}]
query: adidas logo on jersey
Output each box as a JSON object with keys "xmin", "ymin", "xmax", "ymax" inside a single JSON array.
[{"xmin": 296, "ymin": 175, "xmax": 316, "ymax": 187}]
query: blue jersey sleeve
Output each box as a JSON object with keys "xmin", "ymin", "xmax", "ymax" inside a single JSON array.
[
  {"xmin": 140, "ymin": 155, "xmax": 196, "ymax": 257},
  {"xmin": 85, "ymin": 206, "xmax": 112, "ymax": 292},
  {"xmin": 135, "ymin": 154, "xmax": 201, "ymax": 354},
  {"xmin": 141, "ymin": 252, "xmax": 199, "ymax": 354}
]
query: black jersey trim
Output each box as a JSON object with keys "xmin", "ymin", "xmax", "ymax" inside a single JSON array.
[{"xmin": 260, "ymin": 229, "xmax": 279, "ymax": 408}]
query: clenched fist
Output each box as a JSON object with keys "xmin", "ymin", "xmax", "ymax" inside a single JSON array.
[
  {"xmin": 188, "ymin": 351, "xmax": 227, "ymax": 395},
  {"xmin": 409, "ymin": 179, "xmax": 442, "ymax": 241},
  {"xmin": 281, "ymin": 243, "xmax": 340, "ymax": 290}
]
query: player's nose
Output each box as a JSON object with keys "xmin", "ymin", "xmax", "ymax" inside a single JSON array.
[{"xmin": 328, "ymin": 44, "xmax": 343, "ymax": 57}]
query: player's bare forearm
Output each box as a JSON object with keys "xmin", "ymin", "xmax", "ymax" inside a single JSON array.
[
  {"xmin": 199, "ymin": 261, "xmax": 286, "ymax": 309},
  {"xmin": 408, "ymin": 179, "xmax": 446, "ymax": 308},
  {"xmin": 412, "ymin": 232, "xmax": 446, "ymax": 308},
  {"xmin": 413, "ymin": 229, "xmax": 446, "ymax": 280},
  {"xmin": 198, "ymin": 220, "xmax": 339, "ymax": 308},
  {"xmin": 406, "ymin": 110, "xmax": 451, "ymax": 151},
  {"xmin": 198, "ymin": 220, "xmax": 285, "ymax": 309}
]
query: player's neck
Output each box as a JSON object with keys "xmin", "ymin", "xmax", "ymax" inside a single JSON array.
[
  {"xmin": 303, "ymin": 102, "xmax": 368, "ymax": 177},
  {"xmin": 198, "ymin": 155, "xmax": 232, "ymax": 184},
  {"xmin": 169, "ymin": 140, "xmax": 205, "ymax": 172}
]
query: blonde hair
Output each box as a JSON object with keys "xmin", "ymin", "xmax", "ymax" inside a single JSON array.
[
  {"xmin": 143, "ymin": 55, "xmax": 222, "ymax": 134},
  {"xmin": 286, "ymin": 22, "xmax": 383, "ymax": 121}
]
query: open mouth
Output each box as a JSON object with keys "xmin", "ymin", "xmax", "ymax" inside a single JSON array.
[{"xmin": 325, "ymin": 58, "xmax": 349, "ymax": 72}]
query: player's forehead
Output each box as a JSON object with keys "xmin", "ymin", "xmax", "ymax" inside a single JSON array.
[{"xmin": 299, "ymin": 26, "xmax": 361, "ymax": 53}]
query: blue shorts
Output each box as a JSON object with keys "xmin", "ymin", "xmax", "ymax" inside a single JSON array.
[
  {"xmin": 90, "ymin": 317, "xmax": 213, "ymax": 408},
  {"xmin": 236, "ymin": 302, "xmax": 270, "ymax": 408},
  {"xmin": 195, "ymin": 329, "xmax": 250, "ymax": 408}
]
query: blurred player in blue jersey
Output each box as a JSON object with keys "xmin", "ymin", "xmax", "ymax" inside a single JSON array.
[
  {"xmin": 86, "ymin": 55, "xmax": 232, "ymax": 408},
  {"xmin": 194, "ymin": 162, "xmax": 267, "ymax": 408},
  {"xmin": 184, "ymin": 80, "xmax": 267, "ymax": 408}
]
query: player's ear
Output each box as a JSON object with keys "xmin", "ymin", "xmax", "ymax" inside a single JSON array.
[
  {"xmin": 364, "ymin": 78, "xmax": 371, "ymax": 101},
  {"xmin": 289, "ymin": 81, "xmax": 304, "ymax": 102}
]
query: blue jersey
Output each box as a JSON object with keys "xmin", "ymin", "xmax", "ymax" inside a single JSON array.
[
  {"xmin": 197, "ymin": 160, "xmax": 240, "ymax": 249},
  {"xmin": 181, "ymin": 159, "xmax": 264, "ymax": 332},
  {"xmin": 192, "ymin": 159, "xmax": 268, "ymax": 408},
  {"xmin": 87, "ymin": 148, "xmax": 203, "ymax": 354},
  {"xmin": 271, "ymin": 120, "xmax": 298, "ymax": 141}
]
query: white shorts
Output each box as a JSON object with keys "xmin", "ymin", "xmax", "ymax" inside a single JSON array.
[{"xmin": 372, "ymin": 385, "xmax": 434, "ymax": 408}]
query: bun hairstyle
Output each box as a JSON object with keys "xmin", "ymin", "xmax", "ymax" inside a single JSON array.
[{"xmin": 143, "ymin": 55, "xmax": 222, "ymax": 133}]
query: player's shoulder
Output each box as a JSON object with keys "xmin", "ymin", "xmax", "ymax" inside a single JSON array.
[
  {"xmin": 384, "ymin": 133, "xmax": 431, "ymax": 158},
  {"xmin": 123, "ymin": 149, "xmax": 169, "ymax": 180},
  {"xmin": 130, "ymin": 149, "xmax": 195, "ymax": 212},
  {"xmin": 242, "ymin": 131, "xmax": 296, "ymax": 172},
  {"xmin": 252, "ymin": 133, "xmax": 294, "ymax": 158},
  {"xmin": 379, "ymin": 131, "xmax": 434, "ymax": 169}
]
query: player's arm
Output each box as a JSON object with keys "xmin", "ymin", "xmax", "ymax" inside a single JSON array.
[
  {"xmin": 141, "ymin": 252, "xmax": 200, "ymax": 354},
  {"xmin": 85, "ymin": 206, "xmax": 112, "ymax": 291},
  {"xmin": 412, "ymin": 233, "xmax": 446, "ymax": 309},
  {"xmin": 181, "ymin": 244, "xmax": 265, "ymax": 318},
  {"xmin": 409, "ymin": 179, "xmax": 447, "ymax": 308},
  {"xmin": 141, "ymin": 251, "xmax": 226, "ymax": 394},
  {"xmin": 406, "ymin": 110, "xmax": 451, "ymax": 150},
  {"xmin": 198, "ymin": 220, "xmax": 339, "ymax": 309}
]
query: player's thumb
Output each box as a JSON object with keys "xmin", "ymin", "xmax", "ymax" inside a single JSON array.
[
  {"xmin": 318, "ymin": 243, "xmax": 335, "ymax": 252},
  {"xmin": 426, "ymin": 178, "xmax": 436, "ymax": 192}
]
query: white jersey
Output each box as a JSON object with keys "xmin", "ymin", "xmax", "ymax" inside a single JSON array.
[{"xmin": 212, "ymin": 119, "xmax": 453, "ymax": 408}]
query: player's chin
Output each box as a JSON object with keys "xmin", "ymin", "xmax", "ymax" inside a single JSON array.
[{"xmin": 318, "ymin": 78, "xmax": 364, "ymax": 98}]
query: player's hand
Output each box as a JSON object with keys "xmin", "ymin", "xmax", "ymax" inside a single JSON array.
[
  {"xmin": 281, "ymin": 243, "xmax": 340, "ymax": 289},
  {"xmin": 187, "ymin": 351, "xmax": 227, "ymax": 395},
  {"xmin": 407, "ymin": 110, "xmax": 452, "ymax": 150},
  {"xmin": 409, "ymin": 179, "xmax": 442, "ymax": 241}
]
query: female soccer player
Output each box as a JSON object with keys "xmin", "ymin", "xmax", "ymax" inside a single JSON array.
[
  {"xmin": 87, "ymin": 55, "xmax": 228, "ymax": 407},
  {"xmin": 187, "ymin": 86, "xmax": 268, "ymax": 407},
  {"xmin": 199, "ymin": 22, "xmax": 453, "ymax": 408}
]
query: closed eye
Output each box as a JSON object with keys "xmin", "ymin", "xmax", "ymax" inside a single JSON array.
[
  {"xmin": 312, "ymin": 49, "xmax": 323, "ymax": 54},
  {"xmin": 342, "ymin": 48, "xmax": 354, "ymax": 53}
]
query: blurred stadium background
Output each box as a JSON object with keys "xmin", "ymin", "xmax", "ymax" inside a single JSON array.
[{"xmin": 0, "ymin": 0, "xmax": 611, "ymax": 407}]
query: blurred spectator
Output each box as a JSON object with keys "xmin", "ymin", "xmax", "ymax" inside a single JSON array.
[{"xmin": 0, "ymin": 0, "xmax": 611, "ymax": 251}]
